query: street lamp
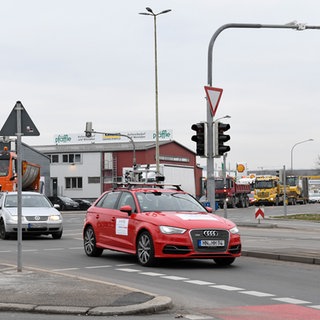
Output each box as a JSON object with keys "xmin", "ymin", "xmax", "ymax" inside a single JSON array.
[
  {"xmin": 290, "ymin": 139, "xmax": 314, "ymax": 171},
  {"xmin": 85, "ymin": 123, "xmax": 136, "ymax": 168},
  {"xmin": 206, "ymin": 22, "xmax": 320, "ymax": 211},
  {"xmin": 214, "ymin": 115, "xmax": 231, "ymax": 123},
  {"xmin": 139, "ymin": 7, "xmax": 171, "ymax": 174}
]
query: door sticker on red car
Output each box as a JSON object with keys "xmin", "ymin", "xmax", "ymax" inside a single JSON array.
[{"xmin": 116, "ymin": 218, "xmax": 129, "ymax": 235}]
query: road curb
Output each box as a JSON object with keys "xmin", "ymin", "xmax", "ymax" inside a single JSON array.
[
  {"xmin": 0, "ymin": 296, "xmax": 173, "ymax": 316},
  {"xmin": 242, "ymin": 250, "xmax": 320, "ymax": 265},
  {"xmin": 87, "ymin": 296, "xmax": 173, "ymax": 316}
]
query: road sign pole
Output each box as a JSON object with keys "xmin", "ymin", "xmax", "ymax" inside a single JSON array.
[
  {"xmin": 16, "ymin": 103, "xmax": 23, "ymax": 272},
  {"xmin": 0, "ymin": 101, "xmax": 40, "ymax": 272}
]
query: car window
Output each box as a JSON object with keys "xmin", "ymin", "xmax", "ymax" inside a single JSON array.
[
  {"xmin": 22, "ymin": 195, "xmax": 52, "ymax": 208},
  {"xmin": 136, "ymin": 192, "xmax": 206, "ymax": 212},
  {"xmin": 117, "ymin": 192, "xmax": 136, "ymax": 212},
  {"xmin": 5, "ymin": 194, "xmax": 52, "ymax": 208},
  {"xmin": 95, "ymin": 191, "xmax": 120, "ymax": 209},
  {"xmin": 5, "ymin": 195, "xmax": 17, "ymax": 207}
]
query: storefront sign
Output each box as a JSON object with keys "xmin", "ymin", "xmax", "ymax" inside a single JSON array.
[{"xmin": 54, "ymin": 129, "xmax": 173, "ymax": 145}]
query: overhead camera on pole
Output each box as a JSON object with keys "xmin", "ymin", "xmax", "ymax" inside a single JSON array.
[
  {"xmin": 191, "ymin": 122, "xmax": 207, "ymax": 157},
  {"xmin": 214, "ymin": 121, "xmax": 231, "ymax": 157}
]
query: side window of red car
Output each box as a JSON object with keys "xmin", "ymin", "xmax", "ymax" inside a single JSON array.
[
  {"xmin": 117, "ymin": 192, "xmax": 136, "ymax": 213},
  {"xmin": 95, "ymin": 192, "xmax": 120, "ymax": 209}
]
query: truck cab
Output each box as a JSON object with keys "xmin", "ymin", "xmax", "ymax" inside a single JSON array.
[{"xmin": 254, "ymin": 175, "xmax": 283, "ymax": 206}]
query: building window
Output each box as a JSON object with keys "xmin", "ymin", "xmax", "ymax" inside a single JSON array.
[
  {"xmin": 62, "ymin": 153, "xmax": 81, "ymax": 164},
  {"xmin": 88, "ymin": 177, "xmax": 100, "ymax": 184},
  {"xmin": 104, "ymin": 152, "xmax": 113, "ymax": 169},
  {"xmin": 49, "ymin": 154, "xmax": 59, "ymax": 163},
  {"xmin": 65, "ymin": 177, "xmax": 83, "ymax": 189}
]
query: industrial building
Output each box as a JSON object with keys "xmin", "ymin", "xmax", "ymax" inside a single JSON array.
[{"xmin": 32, "ymin": 131, "xmax": 203, "ymax": 201}]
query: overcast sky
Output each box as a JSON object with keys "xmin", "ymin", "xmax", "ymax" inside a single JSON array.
[{"xmin": 0, "ymin": 0, "xmax": 319, "ymax": 172}]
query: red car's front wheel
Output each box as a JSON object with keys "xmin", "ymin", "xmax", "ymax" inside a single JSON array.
[{"xmin": 137, "ymin": 231, "xmax": 156, "ymax": 267}]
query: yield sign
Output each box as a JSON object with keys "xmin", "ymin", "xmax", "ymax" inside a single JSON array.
[
  {"xmin": 204, "ymin": 86, "xmax": 223, "ymax": 117},
  {"xmin": 255, "ymin": 207, "xmax": 265, "ymax": 219}
]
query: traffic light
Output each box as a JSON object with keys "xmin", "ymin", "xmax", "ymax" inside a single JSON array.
[
  {"xmin": 214, "ymin": 121, "xmax": 230, "ymax": 156},
  {"xmin": 85, "ymin": 122, "xmax": 93, "ymax": 138},
  {"xmin": 191, "ymin": 122, "xmax": 207, "ymax": 157}
]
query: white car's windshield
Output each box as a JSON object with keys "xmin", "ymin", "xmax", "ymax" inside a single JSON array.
[
  {"xmin": 136, "ymin": 192, "xmax": 207, "ymax": 212},
  {"xmin": 5, "ymin": 195, "xmax": 52, "ymax": 208}
]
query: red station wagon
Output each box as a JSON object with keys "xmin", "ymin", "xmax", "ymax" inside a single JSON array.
[{"xmin": 83, "ymin": 183, "xmax": 241, "ymax": 267}]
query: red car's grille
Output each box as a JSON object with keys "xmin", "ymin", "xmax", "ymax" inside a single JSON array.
[{"xmin": 190, "ymin": 229, "xmax": 229, "ymax": 253}]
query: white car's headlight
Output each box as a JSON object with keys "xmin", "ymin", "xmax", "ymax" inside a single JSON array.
[
  {"xmin": 48, "ymin": 215, "xmax": 62, "ymax": 222},
  {"xmin": 229, "ymin": 226, "xmax": 240, "ymax": 234},
  {"xmin": 159, "ymin": 226, "xmax": 186, "ymax": 234},
  {"xmin": 8, "ymin": 216, "xmax": 18, "ymax": 223}
]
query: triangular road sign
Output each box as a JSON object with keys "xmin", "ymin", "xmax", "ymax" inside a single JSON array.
[
  {"xmin": 204, "ymin": 86, "xmax": 223, "ymax": 117},
  {"xmin": 0, "ymin": 101, "xmax": 40, "ymax": 136}
]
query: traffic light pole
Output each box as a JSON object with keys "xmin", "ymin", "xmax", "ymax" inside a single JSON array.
[{"xmin": 206, "ymin": 21, "xmax": 320, "ymax": 212}]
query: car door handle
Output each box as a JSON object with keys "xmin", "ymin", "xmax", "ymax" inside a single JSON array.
[{"xmin": 95, "ymin": 214, "xmax": 99, "ymax": 219}]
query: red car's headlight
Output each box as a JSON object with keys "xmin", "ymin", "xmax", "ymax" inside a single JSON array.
[
  {"xmin": 229, "ymin": 226, "xmax": 240, "ymax": 234},
  {"xmin": 159, "ymin": 226, "xmax": 187, "ymax": 234}
]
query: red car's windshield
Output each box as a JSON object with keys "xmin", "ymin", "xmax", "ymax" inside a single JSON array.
[{"xmin": 136, "ymin": 192, "xmax": 207, "ymax": 213}]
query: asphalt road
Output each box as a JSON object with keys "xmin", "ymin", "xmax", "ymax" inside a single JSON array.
[{"xmin": 0, "ymin": 204, "xmax": 319, "ymax": 319}]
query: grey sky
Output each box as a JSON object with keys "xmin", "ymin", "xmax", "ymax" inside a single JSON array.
[{"xmin": 0, "ymin": 0, "xmax": 319, "ymax": 172}]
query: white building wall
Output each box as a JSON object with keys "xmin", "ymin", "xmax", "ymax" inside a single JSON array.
[{"xmin": 50, "ymin": 152, "xmax": 101, "ymax": 199}]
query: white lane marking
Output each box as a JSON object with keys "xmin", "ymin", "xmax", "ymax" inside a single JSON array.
[
  {"xmin": 273, "ymin": 297, "xmax": 311, "ymax": 304},
  {"xmin": 140, "ymin": 272, "xmax": 166, "ymax": 276},
  {"xmin": 182, "ymin": 315, "xmax": 214, "ymax": 319},
  {"xmin": 68, "ymin": 247, "xmax": 83, "ymax": 250},
  {"xmin": 310, "ymin": 305, "xmax": 320, "ymax": 310},
  {"xmin": 241, "ymin": 290, "xmax": 275, "ymax": 297},
  {"xmin": 116, "ymin": 268, "xmax": 141, "ymax": 272},
  {"xmin": 22, "ymin": 249, "xmax": 38, "ymax": 252},
  {"xmin": 51, "ymin": 267, "xmax": 79, "ymax": 271},
  {"xmin": 184, "ymin": 280, "xmax": 215, "ymax": 285},
  {"xmin": 116, "ymin": 264, "xmax": 135, "ymax": 267},
  {"xmin": 161, "ymin": 275, "xmax": 189, "ymax": 281},
  {"xmin": 211, "ymin": 284, "xmax": 244, "ymax": 291},
  {"xmin": 85, "ymin": 265, "xmax": 112, "ymax": 269}
]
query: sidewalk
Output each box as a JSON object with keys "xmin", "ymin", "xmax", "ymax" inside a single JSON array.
[
  {"xmin": 239, "ymin": 219, "xmax": 320, "ymax": 265},
  {"xmin": 0, "ymin": 219, "xmax": 319, "ymax": 316},
  {"xmin": 0, "ymin": 263, "xmax": 172, "ymax": 316}
]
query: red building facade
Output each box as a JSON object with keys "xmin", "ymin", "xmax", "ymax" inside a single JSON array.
[{"xmin": 103, "ymin": 141, "xmax": 203, "ymax": 198}]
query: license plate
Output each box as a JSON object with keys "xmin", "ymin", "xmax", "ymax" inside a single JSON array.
[
  {"xmin": 198, "ymin": 239, "xmax": 225, "ymax": 247},
  {"xmin": 28, "ymin": 223, "xmax": 45, "ymax": 229}
]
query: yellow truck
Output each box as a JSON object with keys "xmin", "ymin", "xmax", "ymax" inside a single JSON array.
[
  {"xmin": 254, "ymin": 175, "xmax": 284, "ymax": 206},
  {"xmin": 285, "ymin": 176, "xmax": 309, "ymax": 205}
]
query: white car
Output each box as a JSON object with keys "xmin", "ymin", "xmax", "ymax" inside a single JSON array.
[
  {"xmin": 309, "ymin": 192, "xmax": 320, "ymax": 203},
  {"xmin": 0, "ymin": 192, "xmax": 63, "ymax": 240}
]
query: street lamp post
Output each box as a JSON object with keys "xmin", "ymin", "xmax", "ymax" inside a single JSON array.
[
  {"xmin": 207, "ymin": 22, "xmax": 320, "ymax": 211},
  {"xmin": 139, "ymin": 7, "xmax": 171, "ymax": 174},
  {"xmin": 290, "ymin": 139, "xmax": 314, "ymax": 171}
]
